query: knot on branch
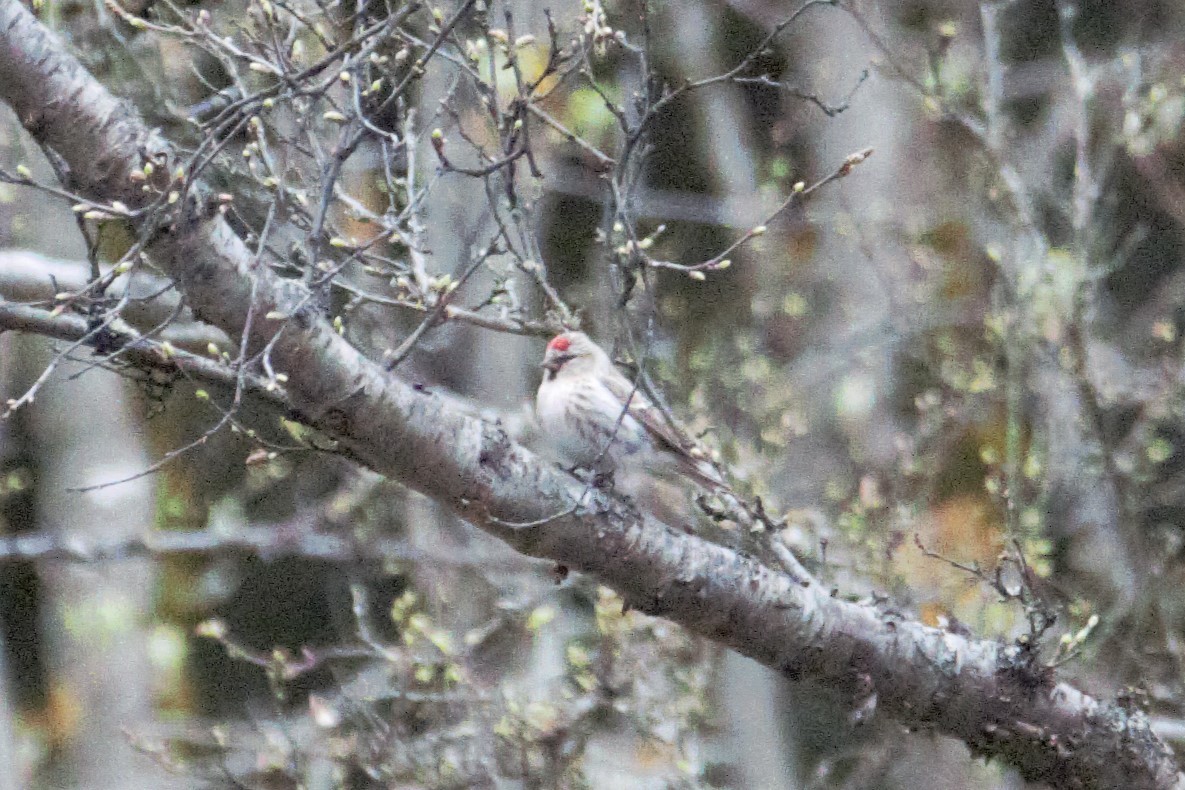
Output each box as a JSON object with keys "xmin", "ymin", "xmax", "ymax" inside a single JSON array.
[
  {"xmin": 997, "ymin": 639, "xmax": 1055, "ymax": 698},
  {"xmin": 477, "ymin": 420, "xmax": 515, "ymax": 480}
]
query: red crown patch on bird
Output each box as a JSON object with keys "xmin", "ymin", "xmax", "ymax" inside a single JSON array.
[{"xmin": 547, "ymin": 335, "xmax": 571, "ymax": 352}]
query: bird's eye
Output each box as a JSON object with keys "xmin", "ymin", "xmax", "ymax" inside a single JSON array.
[{"xmin": 548, "ymin": 335, "xmax": 571, "ymax": 352}]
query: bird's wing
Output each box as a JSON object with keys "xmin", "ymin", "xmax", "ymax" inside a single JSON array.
[{"xmin": 601, "ymin": 371, "xmax": 727, "ymax": 489}]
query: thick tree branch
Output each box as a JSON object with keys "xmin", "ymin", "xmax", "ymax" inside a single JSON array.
[{"xmin": 0, "ymin": 3, "xmax": 1180, "ymax": 786}]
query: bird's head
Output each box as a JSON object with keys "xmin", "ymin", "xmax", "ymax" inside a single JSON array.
[{"xmin": 540, "ymin": 331, "xmax": 605, "ymax": 379}]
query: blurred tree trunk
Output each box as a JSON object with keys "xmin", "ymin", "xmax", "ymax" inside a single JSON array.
[
  {"xmin": 792, "ymin": 4, "xmax": 908, "ymax": 476},
  {"xmin": 17, "ymin": 7, "xmax": 163, "ymax": 780},
  {"xmin": 789, "ymin": 5, "xmax": 1014, "ymax": 787},
  {"xmin": 0, "ymin": 336, "xmax": 23, "ymax": 790},
  {"xmin": 0, "ymin": 103, "xmax": 25, "ymax": 790},
  {"xmin": 28, "ymin": 354, "xmax": 160, "ymax": 788},
  {"xmin": 4, "ymin": 97, "xmax": 166, "ymax": 786},
  {"xmin": 664, "ymin": 2, "xmax": 800, "ymax": 786}
]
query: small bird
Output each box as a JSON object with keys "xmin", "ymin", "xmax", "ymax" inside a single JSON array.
[{"xmin": 535, "ymin": 331, "xmax": 728, "ymax": 492}]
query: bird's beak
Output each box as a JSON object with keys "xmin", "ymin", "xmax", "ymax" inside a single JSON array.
[{"xmin": 540, "ymin": 353, "xmax": 573, "ymax": 373}]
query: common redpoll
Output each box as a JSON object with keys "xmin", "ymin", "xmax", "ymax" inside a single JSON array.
[{"xmin": 535, "ymin": 331, "xmax": 728, "ymax": 492}]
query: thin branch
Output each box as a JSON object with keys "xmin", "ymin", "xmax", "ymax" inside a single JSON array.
[
  {"xmin": 0, "ymin": 525, "xmax": 540, "ymax": 569},
  {"xmin": 0, "ymin": 300, "xmax": 288, "ymax": 410},
  {"xmin": 644, "ymin": 147, "xmax": 874, "ymax": 274}
]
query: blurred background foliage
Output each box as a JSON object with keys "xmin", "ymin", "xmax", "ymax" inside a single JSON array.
[{"xmin": 3, "ymin": 0, "xmax": 1185, "ymax": 786}]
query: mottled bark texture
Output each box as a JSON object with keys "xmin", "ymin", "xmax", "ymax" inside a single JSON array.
[{"xmin": 0, "ymin": 2, "xmax": 1180, "ymax": 786}]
